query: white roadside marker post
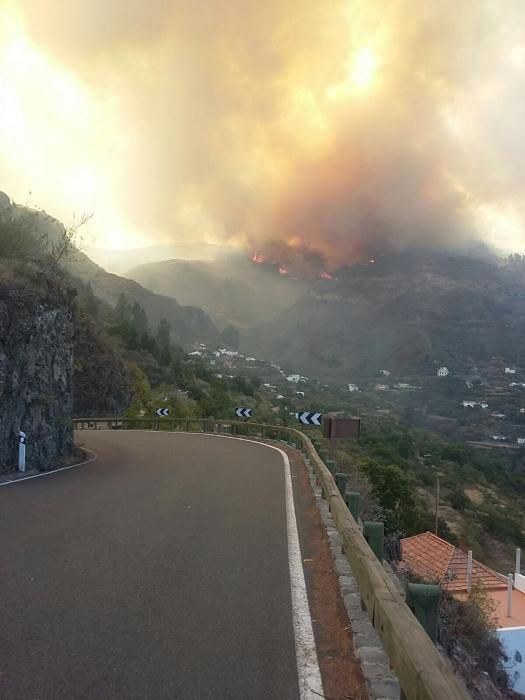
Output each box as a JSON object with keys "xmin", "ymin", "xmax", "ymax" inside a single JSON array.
[{"xmin": 18, "ymin": 431, "xmax": 26, "ymax": 472}]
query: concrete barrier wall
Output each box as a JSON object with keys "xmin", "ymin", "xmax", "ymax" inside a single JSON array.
[{"xmin": 73, "ymin": 418, "xmax": 470, "ymax": 700}]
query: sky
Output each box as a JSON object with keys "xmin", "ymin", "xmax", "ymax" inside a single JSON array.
[{"xmin": 1, "ymin": 1, "xmax": 525, "ymax": 263}]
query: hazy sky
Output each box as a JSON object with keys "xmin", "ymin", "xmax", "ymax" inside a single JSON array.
[{"xmin": 1, "ymin": 1, "xmax": 525, "ymax": 262}]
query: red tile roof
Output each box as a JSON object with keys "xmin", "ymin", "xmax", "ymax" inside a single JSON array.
[{"xmin": 401, "ymin": 531, "xmax": 507, "ymax": 593}]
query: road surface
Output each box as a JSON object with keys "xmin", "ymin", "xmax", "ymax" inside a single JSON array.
[{"xmin": 0, "ymin": 431, "xmax": 321, "ymax": 699}]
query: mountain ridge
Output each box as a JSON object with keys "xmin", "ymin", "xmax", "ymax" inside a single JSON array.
[{"xmin": 241, "ymin": 251, "xmax": 525, "ymax": 380}]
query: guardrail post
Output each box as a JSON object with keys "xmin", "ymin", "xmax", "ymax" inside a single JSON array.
[
  {"xmin": 335, "ymin": 472, "xmax": 349, "ymax": 496},
  {"xmin": 406, "ymin": 583, "xmax": 441, "ymax": 644},
  {"xmin": 345, "ymin": 492, "xmax": 360, "ymax": 521},
  {"xmin": 325, "ymin": 459, "xmax": 336, "ymax": 476},
  {"xmin": 363, "ymin": 521, "xmax": 384, "ymax": 563}
]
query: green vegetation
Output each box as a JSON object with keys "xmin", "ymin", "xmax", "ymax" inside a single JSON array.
[
  {"xmin": 97, "ymin": 291, "xmax": 265, "ymax": 422},
  {"xmin": 313, "ymin": 411, "xmax": 524, "ymax": 570}
]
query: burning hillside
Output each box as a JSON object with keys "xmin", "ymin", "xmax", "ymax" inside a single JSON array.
[{"xmin": 251, "ymin": 243, "xmax": 337, "ymax": 280}]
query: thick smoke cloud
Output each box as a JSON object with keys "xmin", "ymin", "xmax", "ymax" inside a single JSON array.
[{"xmin": 7, "ymin": 0, "xmax": 525, "ymax": 264}]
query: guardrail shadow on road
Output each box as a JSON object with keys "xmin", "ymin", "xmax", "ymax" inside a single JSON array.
[{"xmin": 73, "ymin": 417, "xmax": 469, "ymax": 700}]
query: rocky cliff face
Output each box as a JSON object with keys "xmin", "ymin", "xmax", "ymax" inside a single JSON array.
[{"xmin": 0, "ymin": 267, "xmax": 74, "ymax": 471}]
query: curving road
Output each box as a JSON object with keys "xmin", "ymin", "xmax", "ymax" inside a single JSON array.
[{"xmin": 0, "ymin": 431, "xmax": 322, "ymax": 700}]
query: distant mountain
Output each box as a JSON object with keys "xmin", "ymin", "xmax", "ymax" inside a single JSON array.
[
  {"xmin": 127, "ymin": 256, "xmax": 306, "ymax": 329},
  {"xmin": 0, "ymin": 196, "xmax": 220, "ymax": 348},
  {"xmin": 242, "ymin": 251, "xmax": 525, "ymax": 380},
  {"xmin": 64, "ymin": 251, "xmax": 220, "ymax": 347},
  {"xmin": 85, "ymin": 241, "xmax": 229, "ymax": 275}
]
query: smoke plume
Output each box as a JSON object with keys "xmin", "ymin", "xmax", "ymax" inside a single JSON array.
[{"xmin": 2, "ymin": 0, "xmax": 525, "ymax": 264}]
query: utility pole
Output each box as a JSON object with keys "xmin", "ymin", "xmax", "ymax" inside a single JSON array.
[{"xmin": 434, "ymin": 474, "xmax": 440, "ymax": 536}]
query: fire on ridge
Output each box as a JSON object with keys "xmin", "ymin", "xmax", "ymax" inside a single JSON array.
[{"xmin": 251, "ymin": 251, "xmax": 335, "ymax": 280}]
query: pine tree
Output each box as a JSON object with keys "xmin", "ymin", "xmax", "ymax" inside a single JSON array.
[
  {"xmin": 115, "ymin": 292, "xmax": 130, "ymax": 322},
  {"xmin": 156, "ymin": 318, "xmax": 171, "ymax": 366}
]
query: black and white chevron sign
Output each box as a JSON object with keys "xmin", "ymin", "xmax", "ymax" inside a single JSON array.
[
  {"xmin": 235, "ymin": 407, "xmax": 252, "ymax": 418},
  {"xmin": 156, "ymin": 408, "xmax": 170, "ymax": 417},
  {"xmin": 297, "ymin": 412, "xmax": 322, "ymax": 426}
]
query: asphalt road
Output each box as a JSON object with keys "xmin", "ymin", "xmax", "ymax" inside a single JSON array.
[{"xmin": 0, "ymin": 431, "xmax": 314, "ymax": 699}]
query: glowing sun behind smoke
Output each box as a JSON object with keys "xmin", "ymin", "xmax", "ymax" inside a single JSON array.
[{"xmin": 351, "ymin": 47, "xmax": 379, "ymax": 91}]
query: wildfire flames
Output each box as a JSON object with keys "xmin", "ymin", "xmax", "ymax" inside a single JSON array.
[{"xmin": 251, "ymin": 251, "xmax": 336, "ymax": 280}]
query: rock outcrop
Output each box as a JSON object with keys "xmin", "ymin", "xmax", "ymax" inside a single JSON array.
[{"xmin": 0, "ymin": 266, "xmax": 74, "ymax": 471}]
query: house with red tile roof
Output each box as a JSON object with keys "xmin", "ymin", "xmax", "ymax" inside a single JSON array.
[
  {"xmin": 401, "ymin": 531, "xmax": 507, "ymax": 594},
  {"xmin": 401, "ymin": 531, "xmax": 525, "ymax": 694}
]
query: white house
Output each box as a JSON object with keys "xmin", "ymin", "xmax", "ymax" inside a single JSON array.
[
  {"xmin": 520, "ymin": 408, "xmax": 525, "ymax": 414},
  {"xmin": 491, "ymin": 435, "xmax": 507, "ymax": 441},
  {"xmin": 375, "ymin": 384, "xmax": 389, "ymax": 391},
  {"xmin": 491, "ymin": 413, "xmax": 505, "ymax": 418},
  {"xmin": 286, "ymin": 374, "xmax": 301, "ymax": 383},
  {"xmin": 462, "ymin": 400, "xmax": 477, "ymax": 408},
  {"xmin": 348, "ymin": 383, "xmax": 359, "ymax": 392},
  {"xmin": 518, "ymin": 438, "xmax": 525, "ymax": 445},
  {"xmin": 505, "ymin": 368, "xmax": 517, "ymax": 374},
  {"xmin": 437, "ymin": 367, "xmax": 449, "ymax": 377},
  {"xmin": 480, "ymin": 402, "xmax": 489, "ymax": 409},
  {"xmin": 380, "ymin": 369, "xmax": 391, "ymax": 376},
  {"xmin": 188, "ymin": 350, "xmax": 202, "ymax": 356}
]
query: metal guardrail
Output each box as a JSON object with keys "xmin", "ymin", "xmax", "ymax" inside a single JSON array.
[{"xmin": 73, "ymin": 417, "xmax": 470, "ymax": 700}]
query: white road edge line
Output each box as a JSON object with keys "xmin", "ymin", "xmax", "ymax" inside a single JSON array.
[
  {"xmin": 3, "ymin": 429, "xmax": 324, "ymax": 699},
  {"xmin": 273, "ymin": 443, "xmax": 325, "ymax": 700},
  {"xmin": 0, "ymin": 449, "xmax": 98, "ymax": 487}
]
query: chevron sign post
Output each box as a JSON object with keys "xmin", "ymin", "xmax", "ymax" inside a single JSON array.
[
  {"xmin": 156, "ymin": 408, "xmax": 170, "ymax": 417},
  {"xmin": 235, "ymin": 407, "xmax": 252, "ymax": 419},
  {"xmin": 296, "ymin": 412, "xmax": 322, "ymax": 426}
]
